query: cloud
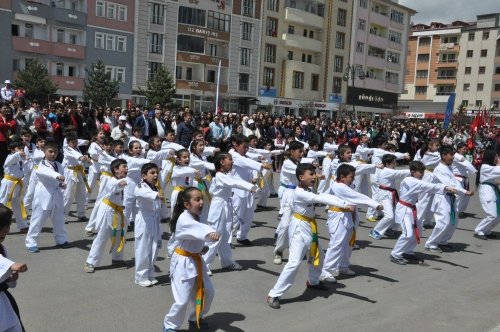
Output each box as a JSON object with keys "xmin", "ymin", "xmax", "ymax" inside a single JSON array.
[{"xmin": 399, "ymin": 0, "xmax": 500, "ymax": 24}]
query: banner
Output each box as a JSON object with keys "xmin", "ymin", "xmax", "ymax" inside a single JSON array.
[{"xmin": 443, "ymin": 93, "xmax": 455, "ymax": 129}]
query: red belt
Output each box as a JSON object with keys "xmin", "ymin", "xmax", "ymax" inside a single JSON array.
[
  {"xmin": 398, "ymin": 199, "xmax": 420, "ymax": 244},
  {"xmin": 379, "ymin": 185, "xmax": 399, "ymax": 207}
]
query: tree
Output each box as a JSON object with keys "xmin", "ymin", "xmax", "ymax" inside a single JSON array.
[
  {"xmin": 14, "ymin": 58, "xmax": 57, "ymax": 104},
  {"xmin": 83, "ymin": 59, "xmax": 119, "ymax": 108},
  {"xmin": 139, "ymin": 65, "xmax": 176, "ymax": 107}
]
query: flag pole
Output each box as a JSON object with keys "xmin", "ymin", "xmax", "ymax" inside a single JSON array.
[{"xmin": 215, "ymin": 59, "xmax": 221, "ymax": 114}]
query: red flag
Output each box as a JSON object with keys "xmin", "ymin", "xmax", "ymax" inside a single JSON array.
[{"xmin": 492, "ymin": 115, "xmax": 496, "ymax": 128}]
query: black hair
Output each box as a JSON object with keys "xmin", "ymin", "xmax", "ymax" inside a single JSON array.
[
  {"xmin": 189, "ymin": 139, "xmax": 204, "ymax": 155},
  {"xmin": 166, "ymin": 128, "xmax": 175, "ymax": 136},
  {"xmin": 148, "ymin": 135, "xmax": 160, "ymax": 147},
  {"xmin": 374, "ymin": 137, "xmax": 386, "ymax": 148},
  {"xmin": 233, "ymin": 134, "xmax": 249, "ymax": 145},
  {"xmin": 66, "ymin": 132, "xmax": 78, "ymax": 142},
  {"xmin": 420, "ymin": 138, "xmax": 440, "ymax": 158},
  {"xmin": 308, "ymin": 138, "xmax": 319, "ymax": 147},
  {"xmin": 9, "ymin": 140, "xmax": 23, "ymax": 150},
  {"xmin": 132, "ymin": 126, "xmax": 142, "ymax": 133},
  {"xmin": 385, "ymin": 143, "xmax": 397, "ymax": 151},
  {"xmin": 325, "ymin": 131, "xmax": 335, "ymax": 139},
  {"xmin": 191, "ymin": 130, "xmax": 203, "ymax": 139},
  {"xmin": 337, "ymin": 163, "xmax": 356, "ymax": 179},
  {"xmin": 170, "ymin": 187, "xmax": 202, "ymax": 233},
  {"xmin": 287, "ymin": 140, "xmax": 304, "ymax": 152},
  {"xmin": 337, "ymin": 144, "xmax": 352, "ymax": 162},
  {"xmin": 128, "ymin": 140, "xmax": 142, "ymax": 151},
  {"xmin": 439, "ymin": 145, "xmax": 455, "ymax": 158},
  {"xmin": 110, "ymin": 158, "xmax": 127, "ymax": 175},
  {"xmin": 296, "ymin": 163, "xmax": 316, "ymax": 180},
  {"xmin": 141, "ymin": 162, "xmax": 158, "ymax": 175},
  {"xmin": 102, "ymin": 136, "xmax": 113, "ymax": 145},
  {"xmin": 43, "ymin": 141, "xmax": 59, "ymax": 151},
  {"xmin": 382, "ymin": 154, "xmax": 397, "ymax": 166},
  {"xmin": 214, "ymin": 153, "xmax": 231, "ymax": 172},
  {"xmin": 409, "ymin": 161, "xmax": 426, "ymax": 173},
  {"xmin": 113, "ymin": 140, "xmax": 124, "ymax": 147},
  {"xmin": 0, "ymin": 203, "xmax": 13, "ymax": 230},
  {"xmin": 477, "ymin": 148, "xmax": 499, "ymax": 185},
  {"xmin": 175, "ymin": 148, "xmax": 190, "ymax": 165},
  {"xmin": 248, "ymin": 134, "xmax": 257, "ymax": 142},
  {"xmin": 456, "ymin": 142, "xmax": 466, "ymax": 150},
  {"xmin": 20, "ymin": 129, "xmax": 32, "ymax": 137},
  {"xmin": 36, "ymin": 137, "xmax": 46, "ymax": 143}
]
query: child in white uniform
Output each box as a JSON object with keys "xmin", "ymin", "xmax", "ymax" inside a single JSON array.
[
  {"xmin": 87, "ymin": 130, "xmax": 106, "ymax": 195},
  {"xmin": 170, "ymin": 149, "xmax": 200, "ymax": 215},
  {"xmin": 189, "ymin": 139, "xmax": 215, "ymax": 222},
  {"xmin": 453, "ymin": 142, "xmax": 477, "ymax": 217},
  {"xmin": 163, "ymin": 188, "xmax": 220, "ymax": 332},
  {"xmin": 317, "ymin": 132, "xmax": 338, "ymax": 193},
  {"xmin": 23, "ymin": 137, "xmax": 45, "ymax": 212}
]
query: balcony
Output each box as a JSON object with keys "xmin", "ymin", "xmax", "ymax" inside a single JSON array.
[
  {"xmin": 363, "ymin": 77, "xmax": 386, "ymax": 91},
  {"xmin": 284, "ymin": 7, "xmax": 324, "ymax": 30},
  {"xmin": 13, "ymin": 36, "xmax": 85, "ymax": 59},
  {"xmin": 385, "ymin": 82, "xmax": 399, "ymax": 91},
  {"xmin": 51, "ymin": 76, "xmax": 84, "ymax": 90},
  {"xmin": 366, "ymin": 54, "xmax": 386, "ymax": 69},
  {"xmin": 177, "ymin": 52, "xmax": 229, "ymax": 67},
  {"xmin": 439, "ymin": 43, "xmax": 459, "ymax": 52},
  {"xmin": 176, "ymin": 80, "xmax": 228, "ymax": 93},
  {"xmin": 282, "ymin": 33, "xmax": 322, "ymax": 53},
  {"xmin": 387, "ymin": 61, "xmax": 401, "ymax": 71},
  {"xmin": 436, "ymin": 61, "xmax": 458, "ymax": 69},
  {"xmin": 388, "ymin": 40, "xmax": 402, "ymax": 50},
  {"xmin": 368, "ymin": 33, "xmax": 388, "ymax": 49},
  {"xmin": 52, "ymin": 7, "xmax": 86, "ymax": 25},
  {"xmin": 370, "ymin": 10, "xmax": 389, "ymax": 27},
  {"xmin": 418, "ymin": 45, "xmax": 431, "ymax": 54},
  {"xmin": 416, "ymin": 62, "xmax": 429, "ymax": 70}
]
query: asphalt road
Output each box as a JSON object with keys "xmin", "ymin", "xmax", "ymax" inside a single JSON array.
[{"xmin": 4, "ymin": 175, "xmax": 500, "ymax": 332}]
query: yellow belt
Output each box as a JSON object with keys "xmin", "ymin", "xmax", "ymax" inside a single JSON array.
[
  {"xmin": 156, "ymin": 178, "xmax": 165, "ymax": 203},
  {"xmin": 257, "ymin": 172, "xmax": 265, "ymax": 189},
  {"xmin": 101, "ymin": 171, "xmax": 113, "ymax": 177},
  {"xmin": 68, "ymin": 165, "xmax": 91, "ymax": 193},
  {"xmin": 102, "ymin": 198, "xmax": 125, "ymax": 254},
  {"xmin": 4, "ymin": 174, "xmax": 27, "ymax": 219},
  {"xmin": 165, "ymin": 157, "xmax": 176, "ymax": 184},
  {"xmin": 174, "ymin": 247, "xmax": 204, "ymax": 329},
  {"xmin": 357, "ymin": 160, "xmax": 368, "ymax": 164},
  {"xmin": 292, "ymin": 213, "xmax": 320, "ymax": 266},
  {"xmin": 195, "ymin": 177, "xmax": 211, "ymax": 203},
  {"xmin": 34, "ymin": 165, "xmax": 39, "ymax": 170},
  {"xmin": 328, "ymin": 207, "xmax": 356, "ymax": 247},
  {"xmin": 328, "ymin": 206, "xmax": 352, "ymax": 212},
  {"xmin": 425, "ymin": 168, "xmax": 434, "ymax": 173},
  {"xmin": 173, "ymin": 186, "xmax": 186, "ymax": 192}
]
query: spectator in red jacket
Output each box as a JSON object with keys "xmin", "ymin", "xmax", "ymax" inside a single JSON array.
[{"xmin": 0, "ymin": 104, "xmax": 17, "ymax": 177}]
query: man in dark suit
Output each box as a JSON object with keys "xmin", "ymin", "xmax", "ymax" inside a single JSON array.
[
  {"xmin": 134, "ymin": 107, "xmax": 151, "ymax": 141},
  {"xmin": 150, "ymin": 109, "xmax": 168, "ymax": 138},
  {"xmin": 266, "ymin": 117, "xmax": 284, "ymax": 141}
]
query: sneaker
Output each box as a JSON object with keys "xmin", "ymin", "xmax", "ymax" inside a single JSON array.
[
  {"xmin": 222, "ymin": 262, "xmax": 243, "ymax": 271},
  {"xmin": 84, "ymin": 263, "xmax": 95, "ymax": 273},
  {"xmin": 56, "ymin": 242, "xmax": 71, "ymax": 249},
  {"xmin": 423, "ymin": 223, "xmax": 435, "ymax": 229},
  {"xmin": 385, "ymin": 228, "xmax": 396, "ymax": 237},
  {"xmin": 136, "ymin": 280, "xmax": 153, "ymax": 287},
  {"xmin": 267, "ymin": 296, "xmax": 281, "ymax": 309},
  {"xmin": 390, "ymin": 255, "xmax": 408, "ymax": 265},
  {"xmin": 85, "ymin": 229, "xmax": 95, "ymax": 237},
  {"xmin": 27, "ymin": 246, "xmax": 39, "ymax": 253},
  {"xmin": 319, "ymin": 274, "xmax": 337, "ymax": 283},
  {"xmin": 367, "ymin": 216, "xmax": 378, "ymax": 222},
  {"xmin": 339, "ymin": 268, "xmax": 356, "ymax": 276},
  {"xmin": 473, "ymin": 233, "xmax": 488, "ymax": 240},
  {"xmin": 273, "ymin": 254, "xmax": 282, "ymax": 265},
  {"xmin": 306, "ymin": 281, "xmax": 329, "ymax": 290},
  {"xmin": 150, "ymin": 279, "xmax": 159, "ymax": 285},
  {"xmin": 188, "ymin": 319, "xmax": 209, "ymax": 330},
  {"xmin": 369, "ymin": 230, "xmax": 382, "ymax": 240},
  {"xmin": 78, "ymin": 216, "xmax": 89, "ymax": 222},
  {"xmin": 236, "ymin": 239, "xmax": 252, "ymax": 246},
  {"xmin": 207, "ymin": 269, "xmax": 213, "ymax": 276},
  {"xmin": 425, "ymin": 246, "xmax": 442, "ymax": 253},
  {"xmin": 402, "ymin": 253, "xmax": 420, "ymax": 261},
  {"xmin": 269, "ymin": 193, "xmax": 278, "ymax": 198}
]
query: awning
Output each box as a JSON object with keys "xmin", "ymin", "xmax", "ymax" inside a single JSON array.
[{"xmin": 14, "ymin": 13, "xmax": 47, "ymax": 25}]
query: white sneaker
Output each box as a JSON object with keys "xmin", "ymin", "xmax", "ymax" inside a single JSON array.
[
  {"xmin": 150, "ymin": 279, "xmax": 159, "ymax": 285},
  {"xmin": 339, "ymin": 268, "xmax": 356, "ymax": 276},
  {"xmin": 273, "ymin": 254, "xmax": 282, "ymax": 265},
  {"xmin": 207, "ymin": 269, "xmax": 213, "ymax": 276},
  {"xmin": 320, "ymin": 274, "xmax": 337, "ymax": 283},
  {"xmin": 136, "ymin": 280, "xmax": 153, "ymax": 287}
]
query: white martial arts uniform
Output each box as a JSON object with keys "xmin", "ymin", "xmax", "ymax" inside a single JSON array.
[
  {"xmin": 475, "ymin": 165, "xmax": 500, "ymax": 236},
  {"xmin": 452, "ymin": 153, "xmax": 476, "ymax": 214},
  {"xmin": 203, "ymin": 172, "xmax": 256, "ymax": 270},
  {"xmin": 416, "ymin": 152, "xmax": 441, "ymax": 227},
  {"xmin": 391, "ymin": 177, "xmax": 446, "ymax": 259},
  {"xmin": 425, "ymin": 162, "xmax": 468, "ymax": 249},
  {"xmin": 170, "ymin": 165, "xmax": 197, "ymax": 214},
  {"xmin": 0, "ymin": 245, "xmax": 23, "ymax": 332},
  {"xmin": 373, "ymin": 168, "xmax": 410, "ymax": 236},
  {"xmin": 25, "ymin": 159, "xmax": 68, "ymax": 248},
  {"xmin": 147, "ymin": 148, "xmax": 173, "ymax": 219},
  {"xmin": 321, "ymin": 182, "xmax": 379, "ymax": 278},
  {"xmin": 0, "ymin": 152, "xmax": 28, "ymax": 230},
  {"xmin": 190, "ymin": 153, "xmax": 215, "ymax": 222},
  {"xmin": 354, "ymin": 144, "xmax": 374, "ymax": 196},
  {"xmin": 62, "ymin": 146, "xmax": 89, "ymax": 219},
  {"xmin": 22, "ymin": 142, "xmax": 36, "ymax": 191},
  {"xmin": 128, "ymin": 136, "xmax": 149, "ymax": 157},
  {"xmin": 86, "ymin": 176, "xmax": 127, "ymax": 265},
  {"xmin": 317, "ymin": 142, "xmax": 338, "ymax": 193},
  {"xmin": 268, "ymin": 187, "xmax": 348, "ymax": 298},
  {"xmin": 87, "ymin": 142, "xmax": 104, "ymax": 195},
  {"xmin": 122, "ymin": 155, "xmax": 150, "ymax": 226},
  {"xmin": 134, "ymin": 180, "xmax": 163, "ymax": 283},
  {"xmin": 163, "ymin": 210, "xmax": 216, "ymax": 330},
  {"xmin": 23, "ymin": 147, "xmax": 44, "ymax": 211}
]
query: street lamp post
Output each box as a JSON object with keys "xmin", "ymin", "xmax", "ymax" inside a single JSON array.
[{"xmin": 343, "ymin": 64, "xmax": 365, "ymax": 120}]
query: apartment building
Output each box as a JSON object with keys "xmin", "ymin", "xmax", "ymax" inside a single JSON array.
[
  {"xmin": 349, "ymin": 0, "xmax": 415, "ymax": 116},
  {"xmin": 456, "ymin": 14, "xmax": 500, "ymax": 111},
  {"xmin": 399, "ymin": 21, "xmax": 472, "ymax": 115}
]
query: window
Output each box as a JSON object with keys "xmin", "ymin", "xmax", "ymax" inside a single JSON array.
[
  {"xmin": 311, "ymin": 74, "xmax": 319, "ymax": 91},
  {"xmin": 57, "ymin": 29, "xmax": 64, "ymax": 43},
  {"xmin": 107, "ymin": 3, "xmax": 116, "ymax": 19},
  {"xmin": 106, "ymin": 66, "xmax": 126, "ymax": 82},
  {"xmin": 476, "ymin": 100, "xmax": 483, "ymax": 107},
  {"xmin": 287, "ymin": 51, "xmax": 293, "ymax": 60},
  {"xmin": 387, "ymin": 51, "xmax": 400, "ymax": 64},
  {"xmin": 463, "ymin": 83, "xmax": 470, "ymax": 91},
  {"xmin": 266, "ymin": 18, "xmax": 277, "ymax": 37},
  {"xmin": 267, "ymin": 0, "xmax": 278, "ymax": 11},
  {"xmin": 442, "ymin": 36, "xmax": 458, "ymax": 44},
  {"xmin": 417, "ymin": 54, "xmax": 429, "ymax": 63},
  {"xmin": 25, "ymin": 24, "xmax": 33, "ymax": 38},
  {"xmin": 468, "ymin": 32, "xmax": 475, "ymax": 41},
  {"xmin": 416, "ymin": 86, "xmax": 427, "ymax": 94},
  {"xmin": 265, "ymin": 44, "xmax": 276, "ymax": 63},
  {"xmin": 288, "ymin": 25, "xmax": 295, "ymax": 34},
  {"xmin": 209, "ymin": 44, "xmax": 218, "ymax": 57},
  {"xmin": 69, "ymin": 34, "xmax": 77, "ymax": 45},
  {"xmin": 293, "ymin": 71, "xmax": 304, "ymax": 89},
  {"xmin": 118, "ymin": 5, "xmax": 127, "ymax": 21},
  {"xmin": 242, "ymin": 22, "xmax": 252, "ymax": 40},
  {"xmin": 301, "ymin": 53, "xmax": 306, "ymax": 62},
  {"xmin": 416, "ymin": 70, "xmax": 428, "ymax": 78},
  {"xmin": 465, "ymin": 67, "xmax": 471, "ymax": 74},
  {"xmin": 483, "ymin": 31, "xmax": 489, "ymax": 40},
  {"xmin": 389, "ymin": 30, "xmax": 402, "ymax": 44},
  {"xmin": 289, "ymin": 0, "xmax": 296, "ymax": 8},
  {"xmin": 186, "ymin": 67, "xmax": 192, "ymax": 80},
  {"xmin": 309, "ymin": 30, "xmax": 314, "ymax": 39},
  {"xmin": 419, "ymin": 37, "xmax": 431, "ymax": 46},
  {"xmin": 303, "ymin": 29, "xmax": 308, "ymax": 37},
  {"xmin": 151, "ymin": 4, "xmax": 165, "ymax": 25},
  {"xmin": 175, "ymin": 66, "xmax": 182, "ymax": 80},
  {"xmin": 358, "ymin": 19, "xmax": 366, "ymax": 31},
  {"xmin": 150, "ymin": 33, "xmax": 163, "ymax": 54},
  {"xmin": 440, "ymin": 53, "xmax": 456, "ymax": 62},
  {"xmin": 106, "ymin": 34, "xmax": 115, "ymax": 50},
  {"xmin": 436, "ymin": 85, "xmax": 455, "ymax": 95},
  {"xmin": 241, "ymin": 48, "xmax": 250, "ymax": 66},
  {"xmin": 95, "ymin": 32, "xmax": 126, "ymax": 51},
  {"xmin": 334, "ymin": 56, "xmax": 343, "ymax": 73},
  {"xmin": 207, "ymin": 70, "xmax": 216, "ymax": 83},
  {"xmin": 116, "ymin": 36, "xmax": 126, "ymax": 52},
  {"xmin": 356, "ymin": 42, "xmax": 364, "ymax": 53},
  {"xmin": 477, "ymin": 83, "xmax": 484, "ymax": 91},
  {"xmin": 307, "ymin": 54, "xmax": 312, "ymax": 63},
  {"xmin": 437, "ymin": 69, "xmax": 456, "ymax": 78},
  {"xmin": 385, "ymin": 71, "xmax": 399, "ymax": 84},
  {"xmin": 337, "ymin": 9, "xmax": 346, "ymax": 27},
  {"xmin": 335, "ymin": 32, "xmax": 345, "ymax": 49},
  {"xmin": 177, "ymin": 35, "xmax": 204, "ymax": 53},
  {"xmin": 96, "ymin": 1, "xmax": 104, "ymax": 17},
  {"xmin": 239, "ymin": 73, "xmax": 249, "ymax": 91},
  {"xmin": 95, "ymin": 32, "xmax": 104, "ymax": 49},
  {"xmin": 390, "ymin": 9, "xmax": 404, "ymax": 24},
  {"xmin": 56, "ymin": 62, "xmax": 64, "ymax": 76},
  {"xmin": 178, "ymin": 6, "xmax": 206, "ymax": 27},
  {"xmin": 68, "ymin": 66, "xmax": 75, "ymax": 77},
  {"xmin": 462, "ymin": 100, "xmax": 469, "ymax": 107},
  {"xmin": 333, "ymin": 77, "xmax": 342, "ymax": 93},
  {"xmin": 263, "ymin": 67, "xmax": 275, "ymax": 86},
  {"xmin": 11, "ymin": 24, "xmax": 19, "ymax": 37},
  {"xmin": 466, "ymin": 50, "xmax": 473, "ymax": 58},
  {"xmin": 243, "ymin": 0, "xmax": 253, "ymax": 16},
  {"xmin": 359, "ymin": 0, "xmax": 367, "ymax": 8},
  {"xmin": 495, "ymin": 84, "xmax": 500, "ymax": 92},
  {"xmin": 481, "ymin": 49, "xmax": 487, "ymax": 57},
  {"xmin": 148, "ymin": 62, "xmax": 161, "ymax": 80},
  {"xmin": 208, "ymin": 11, "xmax": 231, "ymax": 32},
  {"xmin": 479, "ymin": 66, "xmax": 485, "ymax": 74},
  {"xmin": 368, "ymin": 46, "xmax": 385, "ymax": 59}
]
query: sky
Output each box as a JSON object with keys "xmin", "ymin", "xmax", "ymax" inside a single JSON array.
[{"xmin": 398, "ymin": 0, "xmax": 500, "ymax": 24}]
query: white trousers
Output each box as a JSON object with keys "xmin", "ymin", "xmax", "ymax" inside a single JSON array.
[
  {"xmin": 86, "ymin": 215, "xmax": 125, "ymax": 265},
  {"xmin": 322, "ymin": 216, "xmax": 353, "ymax": 276},
  {"xmin": 274, "ymin": 188, "xmax": 294, "ymax": 254},
  {"xmin": 25, "ymin": 203, "xmax": 67, "ymax": 247},
  {"xmin": 124, "ymin": 181, "xmax": 138, "ymax": 225},
  {"xmin": 232, "ymin": 195, "xmax": 254, "ymax": 241},
  {"xmin": 204, "ymin": 207, "xmax": 234, "ymax": 269},
  {"xmin": 391, "ymin": 214, "xmax": 419, "ymax": 259},
  {"xmin": 417, "ymin": 193, "xmax": 434, "ymax": 226},
  {"xmin": 134, "ymin": 230, "xmax": 161, "ymax": 282},
  {"xmin": 426, "ymin": 196, "xmax": 458, "ymax": 248},
  {"xmin": 475, "ymin": 197, "xmax": 500, "ymax": 235},
  {"xmin": 87, "ymin": 166, "xmax": 100, "ymax": 197},
  {"xmin": 23, "ymin": 174, "xmax": 37, "ymax": 211},
  {"xmin": 163, "ymin": 274, "xmax": 214, "ymax": 330},
  {"xmin": 268, "ymin": 220, "xmax": 323, "ymax": 298},
  {"xmin": 374, "ymin": 199, "xmax": 395, "ymax": 235},
  {"xmin": 366, "ymin": 173, "xmax": 380, "ymax": 218},
  {"xmin": 63, "ymin": 178, "xmax": 87, "ymax": 218}
]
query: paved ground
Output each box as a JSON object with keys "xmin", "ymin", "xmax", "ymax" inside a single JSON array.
[{"xmin": 5, "ymin": 174, "xmax": 500, "ymax": 332}]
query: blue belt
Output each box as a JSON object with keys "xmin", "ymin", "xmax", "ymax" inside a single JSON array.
[{"xmin": 280, "ymin": 183, "xmax": 296, "ymax": 189}]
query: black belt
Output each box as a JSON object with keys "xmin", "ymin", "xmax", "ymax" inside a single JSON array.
[{"xmin": 0, "ymin": 281, "xmax": 25, "ymax": 332}]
